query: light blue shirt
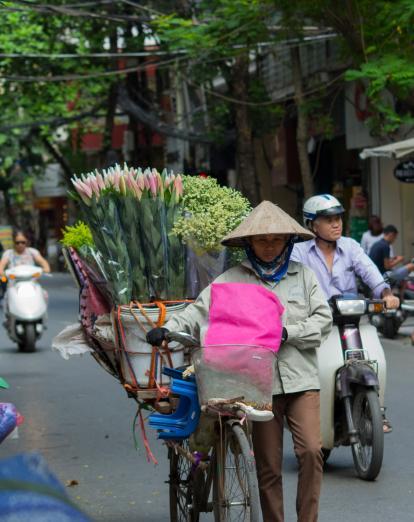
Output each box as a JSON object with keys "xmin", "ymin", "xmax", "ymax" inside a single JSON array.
[{"xmin": 291, "ymin": 237, "xmax": 388, "ymax": 299}]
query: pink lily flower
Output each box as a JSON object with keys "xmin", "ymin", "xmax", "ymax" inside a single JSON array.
[
  {"xmin": 130, "ymin": 175, "xmax": 143, "ymax": 200},
  {"xmin": 143, "ymin": 170, "xmax": 151, "ymax": 190},
  {"xmin": 149, "ymin": 172, "xmax": 158, "ymax": 197},
  {"xmin": 95, "ymin": 170, "xmax": 106, "ymax": 191},
  {"xmin": 71, "ymin": 178, "xmax": 92, "ymax": 206},
  {"xmin": 89, "ymin": 175, "xmax": 101, "ymax": 198},
  {"xmin": 113, "ymin": 168, "xmax": 121, "ymax": 191},
  {"xmin": 136, "ymin": 171, "xmax": 145, "ymax": 191},
  {"xmin": 174, "ymin": 174, "xmax": 184, "ymax": 199},
  {"xmin": 103, "ymin": 170, "xmax": 113, "ymax": 188},
  {"xmin": 125, "ymin": 170, "xmax": 133, "ymax": 191},
  {"xmin": 119, "ymin": 174, "xmax": 127, "ymax": 196}
]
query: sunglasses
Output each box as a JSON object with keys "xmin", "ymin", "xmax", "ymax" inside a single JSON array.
[{"xmin": 15, "ymin": 241, "xmax": 27, "ymax": 245}]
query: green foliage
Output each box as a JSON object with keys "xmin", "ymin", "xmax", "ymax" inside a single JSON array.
[
  {"xmin": 0, "ymin": 0, "xmax": 148, "ymax": 181},
  {"xmin": 151, "ymin": 0, "xmax": 279, "ymax": 144},
  {"xmin": 173, "ymin": 175, "xmax": 251, "ymax": 252},
  {"xmin": 248, "ymin": 78, "xmax": 284, "ymax": 137},
  {"xmin": 61, "ymin": 221, "xmax": 94, "ymax": 249}
]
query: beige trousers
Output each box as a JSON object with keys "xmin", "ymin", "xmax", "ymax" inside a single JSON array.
[{"xmin": 252, "ymin": 391, "xmax": 323, "ymax": 522}]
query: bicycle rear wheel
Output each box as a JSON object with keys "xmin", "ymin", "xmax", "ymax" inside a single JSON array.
[
  {"xmin": 169, "ymin": 440, "xmax": 198, "ymax": 522},
  {"xmin": 213, "ymin": 423, "xmax": 260, "ymax": 521}
]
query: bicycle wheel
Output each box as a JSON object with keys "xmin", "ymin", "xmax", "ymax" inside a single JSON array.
[
  {"xmin": 213, "ymin": 423, "xmax": 260, "ymax": 521},
  {"xmin": 169, "ymin": 440, "xmax": 198, "ymax": 522},
  {"xmin": 351, "ymin": 387, "xmax": 384, "ymax": 481}
]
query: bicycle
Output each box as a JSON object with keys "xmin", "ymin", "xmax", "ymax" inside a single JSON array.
[{"xmin": 149, "ymin": 333, "xmax": 267, "ymax": 521}]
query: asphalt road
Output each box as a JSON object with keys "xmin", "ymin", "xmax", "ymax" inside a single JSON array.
[{"xmin": 1, "ymin": 273, "xmax": 414, "ymax": 521}]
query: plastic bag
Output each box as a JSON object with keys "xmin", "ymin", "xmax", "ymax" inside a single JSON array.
[
  {"xmin": 52, "ymin": 324, "xmax": 93, "ymax": 360},
  {"xmin": 93, "ymin": 314, "xmax": 115, "ymax": 344},
  {"xmin": 186, "ymin": 247, "xmax": 227, "ymax": 297}
]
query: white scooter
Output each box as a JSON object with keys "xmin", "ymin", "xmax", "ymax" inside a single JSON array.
[{"xmin": 2, "ymin": 265, "xmax": 48, "ymax": 353}]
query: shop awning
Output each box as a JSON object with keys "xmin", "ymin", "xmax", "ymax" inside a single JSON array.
[{"xmin": 360, "ymin": 137, "xmax": 414, "ymax": 160}]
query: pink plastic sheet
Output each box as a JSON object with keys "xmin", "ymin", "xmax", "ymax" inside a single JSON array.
[{"xmin": 205, "ymin": 282, "xmax": 284, "ymax": 352}]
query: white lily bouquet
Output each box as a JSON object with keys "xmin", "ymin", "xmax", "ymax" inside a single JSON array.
[{"xmin": 70, "ymin": 164, "xmax": 185, "ymax": 305}]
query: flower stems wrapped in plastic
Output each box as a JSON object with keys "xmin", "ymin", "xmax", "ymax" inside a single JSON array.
[{"xmin": 70, "ymin": 165, "xmax": 185, "ymax": 305}]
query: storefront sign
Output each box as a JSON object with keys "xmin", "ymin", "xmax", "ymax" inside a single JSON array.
[{"xmin": 394, "ymin": 160, "xmax": 414, "ymax": 183}]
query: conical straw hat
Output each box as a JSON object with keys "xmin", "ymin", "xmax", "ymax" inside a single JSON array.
[{"xmin": 221, "ymin": 200, "xmax": 314, "ymax": 247}]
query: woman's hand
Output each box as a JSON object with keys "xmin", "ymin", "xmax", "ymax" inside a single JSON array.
[{"xmin": 146, "ymin": 327, "xmax": 169, "ymax": 347}]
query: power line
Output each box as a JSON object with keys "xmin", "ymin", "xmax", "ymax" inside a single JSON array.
[
  {"xmin": 1, "ymin": 0, "xmax": 149, "ymax": 23},
  {"xmin": 0, "ymin": 51, "xmax": 186, "ymax": 59},
  {"xmin": 186, "ymin": 70, "xmax": 345, "ymax": 106},
  {"xmin": 117, "ymin": 0, "xmax": 165, "ymax": 15},
  {"xmin": 0, "ymin": 55, "xmax": 183, "ymax": 82},
  {"xmin": 0, "ymin": 33, "xmax": 337, "ymax": 62},
  {"xmin": 0, "ymin": 102, "xmax": 106, "ymax": 132}
]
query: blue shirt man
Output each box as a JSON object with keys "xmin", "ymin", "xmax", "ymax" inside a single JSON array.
[{"xmin": 291, "ymin": 236, "xmax": 388, "ymax": 299}]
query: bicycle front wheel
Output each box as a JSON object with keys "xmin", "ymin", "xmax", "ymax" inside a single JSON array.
[{"xmin": 213, "ymin": 423, "xmax": 260, "ymax": 521}]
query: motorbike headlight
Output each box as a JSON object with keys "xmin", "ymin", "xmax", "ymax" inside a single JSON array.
[{"xmin": 336, "ymin": 299, "xmax": 366, "ymax": 315}]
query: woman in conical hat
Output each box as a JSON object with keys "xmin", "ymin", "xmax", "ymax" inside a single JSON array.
[{"xmin": 147, "ymin": 200, "xmax": 332, "ymax": 522}]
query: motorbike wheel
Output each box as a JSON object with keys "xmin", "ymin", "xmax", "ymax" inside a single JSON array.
[
  {"xmin": 351, "ymin": 388, "xmax": 384, "ymax": 481},
  {"xmin": 382, "ymin": 316, "xmax": 398, "ymax": 339},
  {"xmin": 20, "ymin": 323, "xmax": 36, "ymax": 353}
]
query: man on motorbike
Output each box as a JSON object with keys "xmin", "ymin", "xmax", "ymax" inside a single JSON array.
[
  {"xmin": 291, "ymin": 194, "xmax": 399, "ymax": 433},
  {"xmin": 147, "ymin": 201, "xmax": 332, "ymax": 522}
]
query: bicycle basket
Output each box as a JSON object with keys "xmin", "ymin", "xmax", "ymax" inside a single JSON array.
[{"xmin": 192, "ymin": 345, "xmax": 275, "ymax": 409}]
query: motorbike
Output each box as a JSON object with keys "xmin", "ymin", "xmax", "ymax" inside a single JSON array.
[
  {"xmin": 370, "ymin": 269, "xmax": 414, "ymax": 339},
  {"xmin": 319, "ymin": 295, "xmax": 386, "ymax": 480},
  {"xmin": 2, "ymin": 265, "xmax": 48, "ymax": 353}
]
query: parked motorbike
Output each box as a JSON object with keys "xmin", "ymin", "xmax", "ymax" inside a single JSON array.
[
  {"xmin": 370, "ymin": 269, "xmax": 414, "ymax": 339},
  {"xmin": 2, "ymin": 265, "xmax": 48, "ymax": 353},
  {"xmin": 319, "ymin": 295, "xmax": 386, "ymax": 480}
]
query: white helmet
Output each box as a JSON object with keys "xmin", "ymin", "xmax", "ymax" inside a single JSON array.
[{"xmin": 303, "ymin": 194, "xmax": 345, "ymax": 229}]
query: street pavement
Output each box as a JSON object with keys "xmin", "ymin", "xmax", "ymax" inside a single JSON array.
[{"xmin": 1, "ymin": 273, "xmax": 414, "ymax": 521}]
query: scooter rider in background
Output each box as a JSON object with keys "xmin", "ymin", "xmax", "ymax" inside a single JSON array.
[
  {"xmin": 291, "ymin": 194, "xmax": 399, "ymax": 434},
  {"xmin": 0, "ymin": 230, "xmax": 50, "ymax": 277}
]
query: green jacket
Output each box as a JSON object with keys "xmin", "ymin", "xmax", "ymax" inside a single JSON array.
[{"xmin": 165, "ymin": 260, "xmax": 332, "ymax": 394}]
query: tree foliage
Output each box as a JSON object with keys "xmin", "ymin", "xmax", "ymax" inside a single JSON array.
[
  {"xmin": 0, "ymin": 0, "xmax": 149, "ymax": 222},
  {"xmin": 279, "ymin": 0, "xmax": 414, "ymax": 137}
]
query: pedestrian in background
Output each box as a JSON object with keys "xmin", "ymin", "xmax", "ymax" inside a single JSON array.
[
  {"xmin": 360, "ymin": 215, "xmax": 384, "ymax": 255},
  {"xmin": 369, "ymin": 224, "xmax": 414, "ymax": 303}
]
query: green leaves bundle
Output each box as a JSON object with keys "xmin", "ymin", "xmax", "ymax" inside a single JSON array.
[{"xmin": 173, "ymin": 176, "xmax": 252, "ymax": 253}]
